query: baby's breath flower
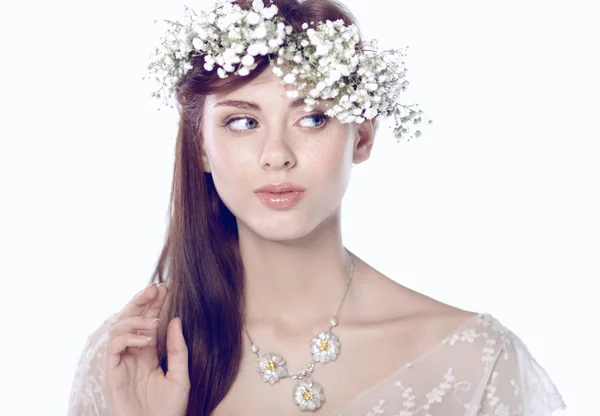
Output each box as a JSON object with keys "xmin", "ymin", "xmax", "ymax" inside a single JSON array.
[
  {"xmin": 283, "ymin": 73, "xmax": 296, "ymax": 84},
  {"xmin": 144, "ymin": 0, "xmax": 433, "ymax": 141},
  {"xmin": 272, "ymin": 66, "xmax": 283, "ymax": 77}
]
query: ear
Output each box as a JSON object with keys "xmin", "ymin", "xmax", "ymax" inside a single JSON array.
[
  {"xmin": 352, "ymin": 117, "xmax": 376, "ymax": 165},
  {"xmin": 200, "ymin": 138, "xmax": 212, "ymax": 173}
]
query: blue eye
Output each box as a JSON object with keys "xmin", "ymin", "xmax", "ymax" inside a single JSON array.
[
  {"xmin": 222, "ymin": 113, "xmax": 330, "ymax": 132},
  {"xmin": 226, "ymin": 117, "xmax": 258, "ymax": 131},
  {"xmin": 299, "ymin": 113, "xmax": 329, "ymax": 128}
]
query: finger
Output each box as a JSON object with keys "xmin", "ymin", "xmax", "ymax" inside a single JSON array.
[
  {"xmin": 136, "ymin": 283, "xmax": 168, "ymax": 370},
  {"xmin": 165, "ymin": 317, "xmax": 190, "ymax": 389},
  {"xmin": 105, "ymin": 316, "xmax": 160, "ymax": 372},
  {"xmin": 107, "ymin": 315, "xmax": 160, "ymax": 341},
  {"xmin": 105, "ymin": 333, "xmax": 153, "ymax": 370},
  {"xmin": 116, "ymin": 283, "xmax": 160, "ymax": 321}
]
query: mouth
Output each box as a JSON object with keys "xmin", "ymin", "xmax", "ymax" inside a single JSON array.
[
  {"xmin": 254, "ymin": 190, "xmax": 306, "ymax": 209},
  {"xmin": 254, "ymin": 183, "xmax": 307, "ymax": 194}
]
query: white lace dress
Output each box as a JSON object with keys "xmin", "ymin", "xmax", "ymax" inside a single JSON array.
[{"xmin": 67, "ymin": 312, "xmax": 566, "ymax": 415}]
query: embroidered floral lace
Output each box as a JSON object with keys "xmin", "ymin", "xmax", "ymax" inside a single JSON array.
[{"xmin": 67, "ymin": 312, "xmax": 566, "ymax": 415}]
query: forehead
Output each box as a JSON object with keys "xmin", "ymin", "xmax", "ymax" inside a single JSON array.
[
  {"xmin": 210, "ymin": 68, "xmax": 284, "ymax": 102},
  {"xmin": 205, "ymin": 68, "xmax": 334, "ymax": 109}
]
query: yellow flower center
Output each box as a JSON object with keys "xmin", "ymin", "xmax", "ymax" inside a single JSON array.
[
  {"xmin": 303, "ymin": 389, "xmax": 314, "ymax": 401},
  {"xmin": 319, "ymin": 340, "xmax": 330, "ymax": 351},
  {"xmin": 266, "ymin": 360, "xmax": 277, "ymax": 371}
]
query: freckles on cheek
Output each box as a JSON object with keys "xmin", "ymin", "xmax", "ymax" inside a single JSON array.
[{"xmin": 310, "ymin": 136, "xmax": 350, "ymax": 167}]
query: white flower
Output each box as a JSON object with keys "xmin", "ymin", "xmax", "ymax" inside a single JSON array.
[
  {"xmin": 223, "ymin": 48, "xmax": 239, "ymax": 64},
  {"xmin": 257, "ymin": 353, "xmax": 288, "ymax": 384},
  {"xmin": 286, "ymin": 90, "xmax": 299, "ymax": 98},
  {"xmin": 246, "ymin": 11, "xmax": 260, "ymax": 25},
  {"xmin": 192, "ymin": 37, "xmax": 204, "ymax": 50},
  {"xmin": 247, "ymin": 43, "xmax": 261, "ymax": 56},
  {"xmin": 217, "ymin": 68, "xmax": 227, "ymax": 78},
  {"xmin": 315, "ymin": 43, "xmax": 331, "ymax": 56},
  {"xmin": 232, "ymin": 43, "xmax": 245, "ymax": 54},
  {"xmin": 262, "ymin": 4, "xmax": 278, "ymax": 19},
  {"xmin": 364, "ymin": 107, "xmax": 378, "ymax": 119},
  {"xmin": 283, "ymin": 73, "xmax": 296, "ymax": 84},
  {"xmin": 294, "ymin": 377, "xmax": 325, "ymax": 411},
  {"xmin": 252, "ymin": 0, "xmax": 265, "ymax": 12},
  {"xmin": 310, "ymin": 331, "xmax": 340, "ymax": 363},
  {"xmin": 206, "ymin": 12, "xmax": 216, "ymax": 24},
  {"xmin": 253, "ymin": 24, "xmax": 267, "ymax": 39},
  {"xmin": 241, "ymin": 54, "xmax": 255, "ymax": 67},
  {"xmin": 272, "ymin": 66, "xmax": 284, "ymax": 77},
  {"xmin": 238, "ymin": 67, "xmax": 250, "ymax": 76},
  {"xmin": 325, "ymin": 69, "xmax": 341, "ymax": 86}
]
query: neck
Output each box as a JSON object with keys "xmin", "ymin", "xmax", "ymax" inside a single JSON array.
[{"xmin": 238, "ymin": 213, "xmax": 355, "ymax": 328}]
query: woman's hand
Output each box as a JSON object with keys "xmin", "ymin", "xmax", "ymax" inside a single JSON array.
[{"xmin": 104, "ymin": 283, "xmax": 190, "ymax": 416}]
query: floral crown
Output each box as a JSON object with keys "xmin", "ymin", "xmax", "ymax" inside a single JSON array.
[{"xmin": 144, "ymin": 0, "xmax": 433, "ymax": 141}]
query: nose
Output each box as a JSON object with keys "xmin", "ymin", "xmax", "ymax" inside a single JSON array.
[{"xmin": 259, "ymin": 127, "xmax": 297, "ymax": 171}]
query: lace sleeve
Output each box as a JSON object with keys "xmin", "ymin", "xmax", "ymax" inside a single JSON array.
[
  {"xmin": 475, "ymin": 330, "xmax": 567, "ymax": 416},
  {"xmin": 67, "ymin": 313, "xmax": 117, "ymax": 416}
]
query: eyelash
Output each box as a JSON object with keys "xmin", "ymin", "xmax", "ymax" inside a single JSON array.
[{"xmin": 221, "ymin": 113, "xmax": 331, "ymax": 132}]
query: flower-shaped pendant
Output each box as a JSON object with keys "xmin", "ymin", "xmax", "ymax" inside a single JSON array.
[
  {"xmin": 294, "ymin": 377, "xmax": 325, "ymax": 411},
  {"xmin": 310, "ymin": 331, "xmax": 340, "ymax": 363},
  {"xmin": 256, "ymin": 352, "xmax": 289, "ymax": 384}
]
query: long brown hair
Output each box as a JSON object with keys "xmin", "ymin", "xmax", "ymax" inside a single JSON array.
[{"xmin": 148, "ymin": 1, "xmax": 361, "ymax": 414}]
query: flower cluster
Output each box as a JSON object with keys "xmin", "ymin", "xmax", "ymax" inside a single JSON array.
[{"xmin": 144, "ymin": 0, "xmax": 433, "ymax": 141}]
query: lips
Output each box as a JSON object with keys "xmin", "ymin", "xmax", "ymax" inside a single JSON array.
[
  {"xmin": 254, "ymin": 183, "xmax": 306, "ymax": 194},
  {"xmin": 254, "ymin": 190, "xmax": 306, "ymax": 209}
]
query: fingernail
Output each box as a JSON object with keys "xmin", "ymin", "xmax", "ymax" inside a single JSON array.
[
  {"xmin": 136, "ymin": 283, "xmax": 155, "ymax": 297},
  {"xmin": 144, "ymin": 317, "xmax": 160, "ymax": 323}
]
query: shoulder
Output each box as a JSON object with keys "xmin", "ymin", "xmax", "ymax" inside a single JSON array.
[
  {"xmin": 346, "ymin": 256, "xmax": 484, "ymax": 357},
  {"xmin": 455, "ymin": 314, "xmax": 568, "ymax": 414},
  {"xmin": 349, "ymin": 254, "xmax": 479, "ymax": 334}
]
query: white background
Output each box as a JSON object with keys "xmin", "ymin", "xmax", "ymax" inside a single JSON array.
[{"xmin": 1, "ymin": 0, "xmax": 596, "ymax": 414}]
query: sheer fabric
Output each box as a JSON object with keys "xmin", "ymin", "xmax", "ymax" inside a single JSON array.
[{"xmin": 67, "ymin": 312, "xmax": 566, "ymax": 415}]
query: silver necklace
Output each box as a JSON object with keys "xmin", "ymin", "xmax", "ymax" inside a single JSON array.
[{"xmin": 242, "ymin": 249, "xmax": 355, "ymax": 412}]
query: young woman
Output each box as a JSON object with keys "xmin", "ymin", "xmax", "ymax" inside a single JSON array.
[{"xmin": 67, "ymin": 0, "xmax": 566, "ymax": 415}]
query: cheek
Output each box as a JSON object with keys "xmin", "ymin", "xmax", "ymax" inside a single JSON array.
[
  {"xmin": 313, "ymin": 130, "xmax": 354, "ymax": 180},
  {"xmin": 202, "ymin": 128, "xmax": 251, "ymax": 204},
  {"xmin": 203, "ymin": 125, "xmax": 252, "ymax": 174}
]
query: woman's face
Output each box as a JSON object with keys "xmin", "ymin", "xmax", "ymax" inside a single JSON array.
[{"xmin": 201, "ymin": 68, "xmax": 373, "ymax": 241}]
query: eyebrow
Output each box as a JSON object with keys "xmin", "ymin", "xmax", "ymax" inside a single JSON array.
[{"xmin": 213, "ymin": 98, "xmax": 307, "ymax": 111}]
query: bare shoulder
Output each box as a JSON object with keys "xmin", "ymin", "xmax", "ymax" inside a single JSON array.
[{"xmin": 346, "ymin": 254, "xmax": 478, "ymax": 341}]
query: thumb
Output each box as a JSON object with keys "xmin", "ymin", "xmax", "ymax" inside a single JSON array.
[{"xmin": 165, "ymin": 317, "xmax": 190, "ymax": 387}]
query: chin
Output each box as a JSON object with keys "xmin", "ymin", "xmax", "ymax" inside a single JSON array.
[
  {"xmin": 238, "ymin": 214, "xmax": 317, "ymax": 242},
  {"xmin": 222, "ymin": 191, "xmax": 343, "ymax": 242}
]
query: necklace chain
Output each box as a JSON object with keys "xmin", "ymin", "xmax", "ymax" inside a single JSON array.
[{"xmin": 242, "ymin": 249, "xmax": 355, "ymax": 376}]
